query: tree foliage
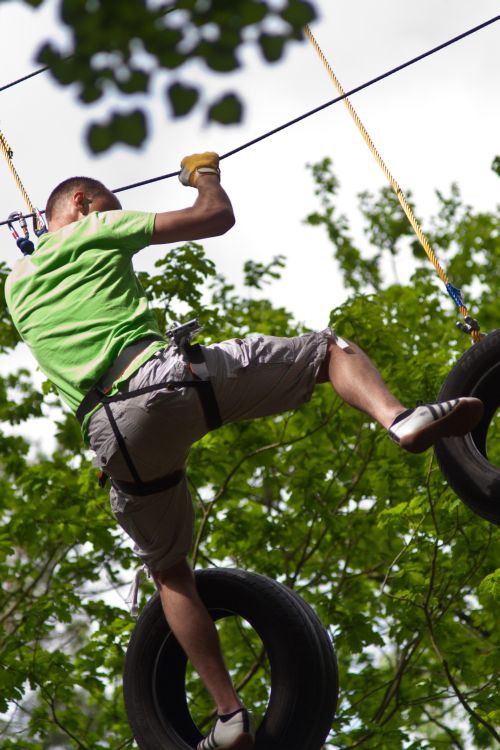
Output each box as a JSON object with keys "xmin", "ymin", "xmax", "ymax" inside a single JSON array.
[
  {"xmin": 1, "ymin": 158, "xmax": 500, "ymax": 748},
  {"xmin": 11, "ymin": 0, "xmax": 317, "ymax": 151}
]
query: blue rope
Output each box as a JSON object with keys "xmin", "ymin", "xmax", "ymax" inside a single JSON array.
[{"xmin": 445, "ymin": 282, "xmax": 465, "ymax": 309}]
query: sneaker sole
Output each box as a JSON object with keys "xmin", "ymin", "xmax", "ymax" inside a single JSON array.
[
  {"xmin": 399, "ymin": 398, "xmax": 484, "ymax": 454},
  {"xmin": 198, "ymin": 734, "xmax": 254, "ymax": 750},
  {"xmin": 227, "ymin": 735, "xmax": 254, "ymax": 750}
]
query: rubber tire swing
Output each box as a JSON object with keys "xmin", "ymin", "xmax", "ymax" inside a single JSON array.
[
  {"xmin": 123, "ymin": 568, "xmax": 339, "ymax": 750},
  {"xmin": 435, "ymin": 328, "xmax": 500, "ymax": 525}
]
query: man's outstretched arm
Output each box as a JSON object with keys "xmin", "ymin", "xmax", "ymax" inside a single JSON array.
[{"xmin": 152, "ymin": 154, "xmax": 235, "ymax": 245}]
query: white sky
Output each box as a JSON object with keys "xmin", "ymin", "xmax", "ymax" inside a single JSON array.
[{"xmin": 0, "ymin": 0, "xmax": 498, "ymax": 377}]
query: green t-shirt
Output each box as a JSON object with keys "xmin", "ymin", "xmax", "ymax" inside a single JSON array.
[{"xmin": 5, "ymin": 209, "xmax": 166, "ymax": 420}]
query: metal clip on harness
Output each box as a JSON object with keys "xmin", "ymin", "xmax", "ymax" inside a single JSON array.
[
  {"xmin": 166, "ymin": 318, "xmax": 221, "ymax": 428},
  {"xmin": 78, "ymin": 320, "xmax": 221, "ymax": 496}
]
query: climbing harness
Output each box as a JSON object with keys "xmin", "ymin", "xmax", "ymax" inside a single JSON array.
[
  {"xmin": 76, "ymin": 319, "xmax": 222, "ymax": 497},
  {"xmin": 304, "ymin": 26, "xmax": 483, "ymax": 343},
  {"xmin": 0, "ymin": 127, "xmax": 47, "ymax": 250}
]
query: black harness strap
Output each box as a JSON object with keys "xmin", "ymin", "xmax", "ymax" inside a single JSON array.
[
  {"xmin": 111, "ymin": 467, "xmax": 186, "ymax": 497},
  {"xmin": 78, "ymin": 338, "xmax": 222, "ymax": 496},
  {"xmin": 103, "ymin": 401, "xmax": 142, "ymax": 486},
  {"xmin": 75, "ymin": 335, "xmax": 163, "ymax": 424},
  {"xmin": 99, "ymin": 378, "xmax": 222, "ymax": 429},
  {"xmin": 185, "ymin": 341, "xmax": 222, "ymax": 430}
]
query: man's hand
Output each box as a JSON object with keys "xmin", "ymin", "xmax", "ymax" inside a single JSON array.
[
  {"xmin": 179, "ymin": 152, "xmax": 220, "ymax": 187},
  {"xmin": 152, "ymin": 164, "xmax": 234, "ymax": 245}
]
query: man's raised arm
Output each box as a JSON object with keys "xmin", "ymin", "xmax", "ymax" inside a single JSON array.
[{"xmin": 152, "ymin": 152, "xmax": 235, "ymax": 245}]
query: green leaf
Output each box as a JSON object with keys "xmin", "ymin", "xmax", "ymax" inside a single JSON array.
[
  {"xmin": 258, "ymin": 33, "xmax": 287, "ymax": 63},
  {"xmin": 87, "ymin": 109, "xmax": 148, "ymax": 152},
  {"xmin": 79, "ymin": 79, "xmax": 104, "ymax": 104},
  {"xmin": 238, "ymin": 0, "xmax": 268, "ymax": 25},
  {"xmin": 207, "ymin": 92, "xmax": 243, "ymax": 124},
  {"xmin": 478, "ymin": 568, "xmax": 500, "ymax": 601},
  {"xmin": 117, "ymin": 68, "xmax": 150, "ymax": 95},
  {"xmin": 280, "ymin": 0, "xmax": 316, "ymax": 26},
  {"xmin": 200, "ymin": 43, "xmax": 240, "ymax": 73},
  {"xmin": 167, "ymin": 82, "xmax": 200, "ymax": 117}
]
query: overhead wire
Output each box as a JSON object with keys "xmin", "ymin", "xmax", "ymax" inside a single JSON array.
[
  {"xmin": 113, "ymin": 13, "xmax": 500, "ymax": 194},
  {"xmin": 0, "ymin": 12, "xmax": 498, "ymax": 229},
  {"xmin": 0, "ymin": 64, "xmax": 50, "ymax": 94},
  {"xmin": 0, "ymin": 54, "xmax": 74, "ymax": 94}
]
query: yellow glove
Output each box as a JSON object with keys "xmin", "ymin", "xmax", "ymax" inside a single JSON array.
[{"xmin": 179, "ymin": 152, "xmax": 220, "ymax": 187}]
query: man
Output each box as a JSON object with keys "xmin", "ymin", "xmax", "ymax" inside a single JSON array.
[{"xmin": 5, "ymin": 152, "xmax": 483, "ymax": 750}]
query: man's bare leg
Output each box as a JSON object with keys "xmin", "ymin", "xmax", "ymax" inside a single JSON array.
[
  {"xmin": 317, "ymin": 337, "xmax": 483, "ymax": 452},
  {"xmin": 153, "ymin": 557, "xmax": 241, "ymax": 715},
  {"xmin": 317, "ymin": 339, "xmax": 405, "ymax": 428}
]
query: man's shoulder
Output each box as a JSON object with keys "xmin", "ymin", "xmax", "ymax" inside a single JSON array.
[
  {"xmin": 85, "ymin": 209, "xmax": 156, "ymax": 247},
  {"xmin": 42, "ymin": 210, "xmax": 155, "ymax": 252},
  {"xmin": 95, "ymin": 209, "xmax": 155, "ymax": 228},
  {"xmin": 47, "ymin": 209, "xmax": 155, "ymax": 238},
  {"xmin": 61, "ymin": 209, "xmax": 153, "ymax": 234}
]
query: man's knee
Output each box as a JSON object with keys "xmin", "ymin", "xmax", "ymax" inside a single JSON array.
[
  {"xmin": 316, "ymin": 341, "xmax": 336, "ymax": 383},
  {"xmin": 316, "ymin": 338, "xmax": 356, "ymax": 384},
  {"xmin": 152, "ymin": 556, "xmax": 194, "ymax": 590}
]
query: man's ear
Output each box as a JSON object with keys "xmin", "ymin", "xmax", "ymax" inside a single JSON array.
[{"xmin": 73, "ymin": 190, "xmax": 90, "ymax": 214}]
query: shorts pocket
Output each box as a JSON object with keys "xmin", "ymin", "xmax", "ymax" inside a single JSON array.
[
  {"xmin": 113, "ymin": 491, "xmax": 170, "ymax": 549},
  {"xmin": 240, "ymin": 335, "xmax": 297, "ymax": 368}
]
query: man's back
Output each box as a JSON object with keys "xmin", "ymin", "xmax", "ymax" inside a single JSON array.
[{"xmin": 5, "ymin": 209, "xmax": 163, "ymax": 412}]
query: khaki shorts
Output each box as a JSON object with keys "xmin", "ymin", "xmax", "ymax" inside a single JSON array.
[{"xmin": 87, "ymin": 328, "xmax": 335, "ymax": 571}]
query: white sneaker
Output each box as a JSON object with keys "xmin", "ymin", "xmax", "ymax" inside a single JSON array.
[
  {"xmin": 388, "ymin": 397, "xmax": 483, "ymax": 454},
  {"xmin": 197, "ymin": 708, "xmax": 255, "ymax": 750}
]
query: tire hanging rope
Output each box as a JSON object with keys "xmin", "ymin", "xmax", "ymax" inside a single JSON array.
[
  {"xmin": 304, "ymin": 24, "xmax": 483, "ymax": 343},
  {"xmin": 303, "ymin": 26, "xmax": 499, "ymax": 524}
]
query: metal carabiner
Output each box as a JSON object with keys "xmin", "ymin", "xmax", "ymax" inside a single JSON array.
[
  {"xmin": 456, "ymin": 316, "xmax": 482, "ymax": 339},
  {"xmin": 7, "ymin": 211, "xmax": 35, "ymax": 255},
  {"xmin": 32, "ymin": 207, "xmax": 47, "ymax": 237}
]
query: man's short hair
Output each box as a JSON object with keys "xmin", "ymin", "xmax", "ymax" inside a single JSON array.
[{"xmin": 45, "ymin": 177, "xmax": 108, "ymax": 222}]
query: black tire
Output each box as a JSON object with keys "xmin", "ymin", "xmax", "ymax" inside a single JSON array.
[
  {"xmin": 435, "ymin": 329, "xmax": 500, "ymax": 524},
  {"xmin": 124, "ymin": 567, "xmax": 338, "ymax": 750}
]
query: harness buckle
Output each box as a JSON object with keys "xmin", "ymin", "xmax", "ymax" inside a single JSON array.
[
  {"xmin": 166, "ymin": 318, "xmax": 211, "ymax": 381},
  {"xmin": 166, "ymin": 318, "xmax": 203, "ymax": 351}
]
